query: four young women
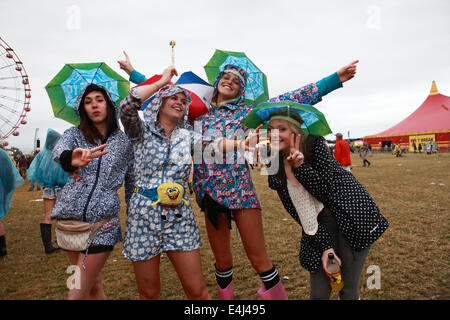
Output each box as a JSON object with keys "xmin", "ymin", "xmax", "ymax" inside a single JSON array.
[{"xmin": 45, "ymin": 50, "xmax": 387, "ymax": 300}]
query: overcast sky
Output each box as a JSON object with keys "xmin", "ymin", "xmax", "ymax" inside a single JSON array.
[{"xmin": 1, "ymin": 0, "xmax": 449, "ymax": 152}]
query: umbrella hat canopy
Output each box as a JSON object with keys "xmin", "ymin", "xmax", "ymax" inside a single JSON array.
[
  {"xmin": 204, "ymin": 49, "xmax": 269, "ymax": 105},
  {"xmin": 242, "ymin": 101, "xmax": 332, "ymax": 136},
  {"xmin": 45, "ymin": 62, "xmax": 129, "ymax": 125}
]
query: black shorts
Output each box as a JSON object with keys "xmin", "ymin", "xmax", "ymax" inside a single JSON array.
[
  {"xmin": 80, "ymin": 245, "xmax": 114, "ymax": 254},
  {"xmin": 200, "ymin": 194, "xmax": 233, "ymax": 230}
]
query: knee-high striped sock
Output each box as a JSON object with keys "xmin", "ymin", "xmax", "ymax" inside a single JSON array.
[
  {"xmin": 259, "ymin": 267, "xmax": 280, "ymax": 290},
  {"xmin": 215, "ymin": 264, "xmax": 233, "ymax": 289}
]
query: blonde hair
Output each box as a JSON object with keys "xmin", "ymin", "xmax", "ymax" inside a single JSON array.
[{"xmin": 269, "ymin": 117, "xmax": 305, "ymax": 154}]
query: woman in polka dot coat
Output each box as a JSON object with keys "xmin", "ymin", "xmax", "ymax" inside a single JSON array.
[{"xmin": 266, "ymin": 114, "xmax": 389, "ymax": 300}]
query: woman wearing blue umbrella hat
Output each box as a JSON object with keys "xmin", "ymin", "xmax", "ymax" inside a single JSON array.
[
  {"xmin": 192, "ymin": 56, "xmax": 359, "ymax": 300},
  {"xmin": 51, "ymin": 83, "xmax": 135, "ymax": 300},
  {"xmin": 260, "ymin": 108, "xmax": 388, "ymax": 300}
]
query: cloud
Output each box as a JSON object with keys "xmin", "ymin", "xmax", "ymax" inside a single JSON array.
[{"xmin": 1, "ymin": 0, "xmax": 449, "ymax": 152}]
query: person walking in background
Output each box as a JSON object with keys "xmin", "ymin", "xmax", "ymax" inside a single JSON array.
[
  {"xmin": 333, "ymin": 133, "xmax": 352, "ymax": 172},
  {"xmin": 17, "ymin": 154, "xmax": 29, "ymax": 180},
  {"xmin": 28, "ymin": 129, "xmax": 69, "ymax": 254},
  {"xmin": 432, "ymin": 141, "xmax": 438, "ymax": 153},
  {"xmin": 394, "ymin": 143, "xmax": 402, "ymax": 157},
  {"xmin": 28, "ymin": 149, "xmax": 41, "ymax": 191},
  {"xmin": 425, "ymin": 142, "xmax": 432, "ymax": 155},
  {"xmin": 0, "ymin": 148, "xmax": 25, "ymax": 257},
  {"xmin": 359, "ymin": 141, "xmax": 372, "ymax": 167}
]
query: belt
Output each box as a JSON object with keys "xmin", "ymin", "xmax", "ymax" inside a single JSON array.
[{"xmin": 134, "ymin": 186, "xmax": 158, "ymax": 202}]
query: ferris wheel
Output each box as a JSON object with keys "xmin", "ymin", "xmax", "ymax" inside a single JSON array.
[{"xmin": 0, "ymin": 36, "xmax": 31, "ymax": 141}]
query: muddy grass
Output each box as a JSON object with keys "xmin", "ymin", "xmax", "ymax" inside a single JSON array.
[{"xmin": 0, "ymin": 152, "xmax": 449, "ymax": 300}]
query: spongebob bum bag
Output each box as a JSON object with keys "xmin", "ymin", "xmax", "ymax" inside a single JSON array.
[{"xmin": 134, "ymin": 183, "xmax": 189, "ymax": 208}]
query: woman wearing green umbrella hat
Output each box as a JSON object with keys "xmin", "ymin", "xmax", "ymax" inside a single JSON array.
[
  {"xmin": 261, "ymin": 110, "xmax": 388, "ymax": 300},
  {"xmin": 193, "ymin": 59, "xmax": 359, "ymax": 300},
  {"xmin": 51, "ymin": 83, "xmax": 135, "ymax": 300}
]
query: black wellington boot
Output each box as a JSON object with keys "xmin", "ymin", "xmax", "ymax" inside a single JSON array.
[
  {"xmin": 40, "ymin": 223, "xmax": 60, "ymax": 254},
  {"xmin": 0, "ymin": 235, "xmax": 6, "ymax": 257}
]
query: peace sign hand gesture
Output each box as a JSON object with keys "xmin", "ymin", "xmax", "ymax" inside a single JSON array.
[
  {"xmin": 117, "ymin": 51, "xmax": 134, "ymax": 75},
  {"xmin": 286, "ymin": 133, "xmax": 304, "ymax": 168},
  {"xmin": 71, "ymin": 144, "xmax": 109, "ymax": 168}
]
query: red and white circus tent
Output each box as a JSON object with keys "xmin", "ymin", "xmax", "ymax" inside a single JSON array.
[{"xmin": 364, "ymin": 81, "xmax": 450, "ymax": 152}]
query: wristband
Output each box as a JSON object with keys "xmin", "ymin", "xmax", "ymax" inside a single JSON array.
[
  {"xmin": 60, "ymin": 150, "xmax": 78, "ymax": 172},
  {"xmin": 237, "ymin": 139, "xmax": 246, "ymax": 151}
]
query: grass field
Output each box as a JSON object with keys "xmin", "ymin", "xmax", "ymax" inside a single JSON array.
[{"xmin": 0, "ymin": 152, "xmax": 449, "ymax": 300}]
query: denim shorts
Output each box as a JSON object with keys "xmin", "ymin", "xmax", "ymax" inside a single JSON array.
[{"xmin": 43, "ymin": 186, "xmax": 62, "ymax": 200}]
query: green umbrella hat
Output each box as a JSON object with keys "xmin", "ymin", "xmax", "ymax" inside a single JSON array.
[
  {"xmin": 242, "ymin": 100, "xmax": 332, "ymax": 136},
  {"xmin": 45, "ymin": 62, "xmax": 129, "ymax": 125}
]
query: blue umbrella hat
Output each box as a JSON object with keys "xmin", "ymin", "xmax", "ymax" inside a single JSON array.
[{"xmin": 242, "ymin": 101, "xmax": 332, "ymax": 137}]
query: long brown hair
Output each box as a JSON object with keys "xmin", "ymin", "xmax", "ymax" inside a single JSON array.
[{"xmin": 78, "ymin": 84, "xmax": 118, "ymax": 145}]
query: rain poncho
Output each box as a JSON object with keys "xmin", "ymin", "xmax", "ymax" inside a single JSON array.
[
  {"xmin": 28, "ymin": 129, "xmax": 68, "ymax": 189},
  {"xmin": 0, "ymin": 149, "xmax": 24, "ymax": 220},
  {"xmin": 51, "ymin": 84, "xmax": 135, "ymax": 247},
  {"xmin": 120, "ymin": 84, "xmax": 203, "ymax": 261}
]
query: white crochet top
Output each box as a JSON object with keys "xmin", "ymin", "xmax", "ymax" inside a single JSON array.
[{"xmin": 287, "ymin": 179, "xmax": 324, "ymax": 235}]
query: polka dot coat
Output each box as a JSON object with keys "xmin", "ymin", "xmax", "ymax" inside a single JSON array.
[{"xmin": 268, "ymin": 135, "xmax": 389, "ymax": 272}]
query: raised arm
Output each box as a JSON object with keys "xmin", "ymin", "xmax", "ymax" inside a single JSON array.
[
  {"xmin": 336, "ymin": 60, "xmax": 358, "ymax": 83},
  {"xmin": 117, "ymin": 51, "xmax": 147, "ymax": 84},
  {"xmin": 120, "ymin": 66, "xmax": 177, "ymax": 139},
  {"xmin": 269, "ymin": 60, "xmax": 358, "ymax": 105}
]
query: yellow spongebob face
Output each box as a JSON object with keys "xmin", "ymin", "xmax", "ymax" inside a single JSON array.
[
  {"xmin": 167, "ymin": 187, "xmax": 180, "ymax": 201},
  {"xmin": 157, "ymin": 183, "xmax": 185, "ymax": 205}
]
